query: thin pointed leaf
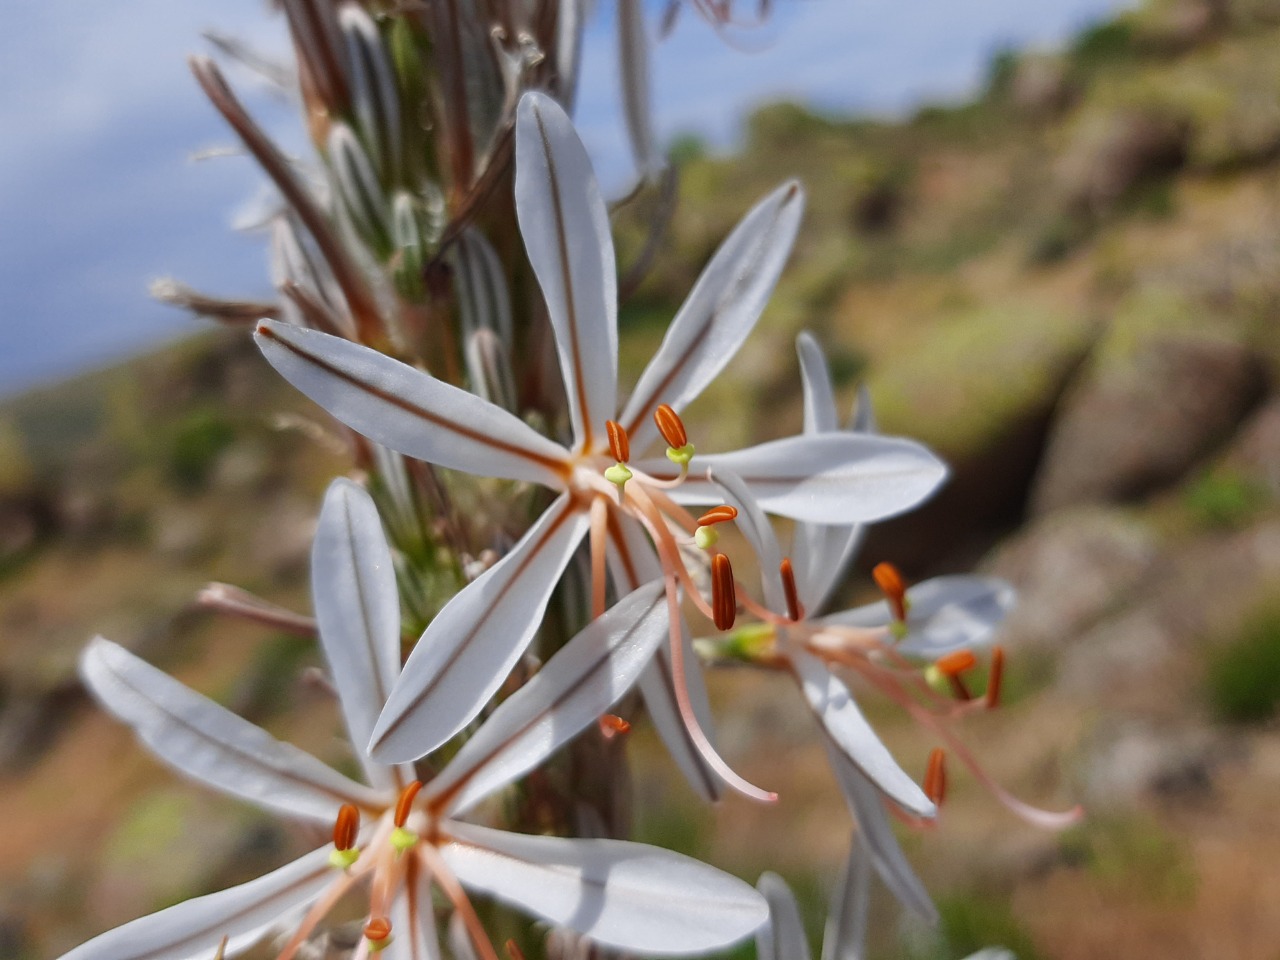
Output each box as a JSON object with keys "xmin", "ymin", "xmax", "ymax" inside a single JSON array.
[
  {"xmin": 755, "ymin": 874, "xmax": 813, "ymax": 960},
  {"xmin": 621, "ymin": 181, "xmax": 804, "ymax": 454},
  {"xmin": 641, "ymin": 433, "xmax": 947, "ymax": 524},
  {"xmin": 789, "ymin": 649, "xmax": 934, "ymax": 817},
  {"xmin": 58, "ymin": 845, "xmax": 334, "ymax": 960},
  {"xmin": 255, "ymin": 321, "xmax": 571, "ymax": 488},
  {"xmin": 605, "ymin": 512, "xmax": 722, "ymax": 802},
  {"xmin": 313, "ymin": 478, "xmax": 410, "ymax": 791},
  {"xmin": 370, "ymin": 495, "xmax": 589, "ymax": 763},
  {"xmin": 822, "ymin": 840, "xmax": 872, "ymax": 960},
  {"xmin": 820, "ymin": 735, "xmax": 937, "ymax": 923},
  {"xmin": 515, "ymin": 91, "xmax": 617, "ymax": 452},
  {"xmin": 442, "ymin": 823, "xmax": 768, "ymax": 954},
  {"xmin": 711, "ymin": 468, "xmax": 784, "ymax": 614},
  {"xmin": 817, "ymin": 576, "xmax": 1015, "ymax": 659},
  {"xmin": 81, "ymin": 639, "xmax": 381, "ymax": 823},
  {"xmin": 428, "ymin": 580, "xmax": 668, "ymax": 817}
]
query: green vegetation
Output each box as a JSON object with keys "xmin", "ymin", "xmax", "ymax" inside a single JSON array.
[
  {"xmin": 165, "ymin": 408, "xmax": 236, "ymax": 491},
  {"xmin": 1206, "ymin": 600, "xmax": 1280, "ymax": 722},
  {"xmin": 901, "ymin": 891, "xmax": 1042, "ymax": 960},
  {"xmin": 1058, "ymin": 813, "xmax": 1198, "ymax": 904},
  {"xmin": 1182, "ymin": 470, "xmax": 1269, "ymax": 530}
]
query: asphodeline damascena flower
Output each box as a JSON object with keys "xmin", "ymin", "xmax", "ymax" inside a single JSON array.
[
  {"xmin": 66, "ymin": 480, "xmax": 767, "ymax": 960},
  {"xmin": 254, "ymin": 90, "xmax": 948, "ymax": 800},
  {"xmin": 756, "ymin": 843, "xmax": 1016, "ymax": 960}
]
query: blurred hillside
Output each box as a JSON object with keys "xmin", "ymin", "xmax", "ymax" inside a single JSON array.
[{"xmin": 4, "ymin": 1, "xmax": 1280, "ymax": 957}]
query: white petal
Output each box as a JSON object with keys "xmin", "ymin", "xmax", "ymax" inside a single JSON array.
[
  {"xmin": 710, "ymin": 468, "xmax": 785, "ymax": 614},
  {"xmin": 369, "ymin": 495, "xmax": 589, "ymax": 762},
  {"xmin": 789, "ymin": 649, "xmax": 934, "ymax": 817},
  {"xmin": 817, "ymin": 576, "xmax": 1015, "ymax": 659},
  {"xmin": 313, "ymin": 479, "xmax": 410, "ymax": 791},
  {"xmin": 255, "ymin": 320, "xmax": 571, "ymax": 488},
  {"xmin": 617, "ymin": 0, "xmax": 662, "ymax": 179},
  {"xmin": 792, "ymin": 333, "xmax": 868, "ymax": 614},
  {"xmin": 604, "ymin": 512, "xmax": 722, "ymax": 802},
  {"xmin": 755, "ymin": 873, "xmax": 813, "ymax": 960},
  {"xmin": 821, "ymin": 840, "xmax": 872, "ymax": 960},
  {"xmin": 57, "ymin": 846, "xmax": 334, "ymax": 960},
  {"xmin": 641, "ymin": 433, "xmax": 948, "ymax": 524},
  {"xmin": 821, "ymin": 736, "xmax": 937, "ymax": 922},
  {"xmin": 797, "ymin": 331, "xmax": 838, "ymax": 436},
  {"xmin": 427, "ymin": 580, "xmax": 668, "ymax": 817},
  {"xmin": 621, "ymin": 182, "xmax": 804, "ymax": 453},
  {"xmin": 386, "ymin": 853, "xmax": 442, "ymax": 960},
  {"xmin": 515, "ymin": 92, "xmax": 617, "ymax": 452},
  {"xmin": 80, "ymin": 639, "xmax": 381, "ymax": 823},
  {"xmin": 442, "ymin": 823, "xmax": 768, "ymax": 954}
]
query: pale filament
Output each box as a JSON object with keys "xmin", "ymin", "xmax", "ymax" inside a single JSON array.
[{"xmin": 419, "ymin": 840, "xmax": 502, "ymax": 960}]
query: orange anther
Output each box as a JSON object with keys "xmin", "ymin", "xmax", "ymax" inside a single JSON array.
[
  {"xmin": 711, "ymin": 553, "xmax": 736, "ymax": 631},
  {"xmin": 935, "ymin": 649, "xmax": 977, "ymax": 677},
  {"xmin": 394, "ymin": 780, "xmax": 422, "ymax": 828},
  {"xmin": 364, "ymin": 917, "xmax": 392, "ymax": 942},
  {"xmin": 696, "ymin": 505, "xmax": 739, "ymax": 526},
  {"xmin": 986, "ymin": 646, "xmax": 1005, "ymax": 709},
  {"xmin": 605, "ymin": 420, "xmax": 630, "ymax": 463},
  {"xmin": 924, "ymin": 748, "xmax": 947, "ymax": 807},
  {"xmin": 872, "ymin": 561, "xmax": 908, "ymax": 622},
  {"xmin": 332, "ymin": 803, "xmax": 360, "ymax": 851},
  {"xmin": 654, "ymin": 403, "xmax": 688, "ymax": 449},
  {"xmin": 600, "ymin": 714, "xmax": 632, "ymax": 737},
  {"xmin": 780, "ymin": 558, "xmax": 803, "ymax": 622}
]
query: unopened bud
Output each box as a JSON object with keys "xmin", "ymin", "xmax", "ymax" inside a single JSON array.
[
  {"xmin": 328, "ymin": 123, "xmax": 392, "ymax": 257},
  {"xmin": 712, "ymin": 553, "xmax": 736, "ymax": 631}
]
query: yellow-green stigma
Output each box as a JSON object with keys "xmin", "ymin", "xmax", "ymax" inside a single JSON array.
[{"xmin": 665, "ymin": 442, "xmax": 695, "ymax": 467}]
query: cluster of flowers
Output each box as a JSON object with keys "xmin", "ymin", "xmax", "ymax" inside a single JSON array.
[{"xmin": 67, "ymin": 3, "xmax": 1077, "ymax": 959}]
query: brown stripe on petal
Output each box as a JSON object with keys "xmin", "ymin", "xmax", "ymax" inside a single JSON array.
[{"xmin": 712, "ymin": 553, "xmax": 736, "ymax": 631}]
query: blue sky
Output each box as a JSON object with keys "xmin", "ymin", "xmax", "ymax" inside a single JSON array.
[{"xmin": 0, "ymin": 0, "xmax": 1130, "ymax": 397}]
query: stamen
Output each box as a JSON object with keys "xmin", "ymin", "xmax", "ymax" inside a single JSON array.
[
  {"xmin": 654, "ymin": 403, "xmax": 688, "ymax": 448},
  {"xmin": 924, "ymin": 748, "xmax": 947, "ymax": 807},
  {"xmin": 606, "ymin": 420, "xmax": 630, "ymax": 463},
  {"xmin": 213, "ymin": 935, "xmax": 228, "ymax": 960},
  {"xmin": 712, "ymin": 553, "xmax": 737, "ymax": 631},
  {"xmin": 780, "ymin": 558, "xmax": 803, "ymax": 622},
  {"xmin": 697, "ymin": 505, "xmax": 738, "ymax": 526},
  {"xmin": 872, "ymin": 561, "xmax": 909, "ymax": 623},
  {"xmin": 364, "ymin": 917, "xmax": 393, "ymax": 952},
  {"xmin": 935, "ymin": 650, "xmax": 977, "ymax": 676},
  {"xmin": 986, "ymin": 646, "xmax": 1005, "ymax": 709},
  {"xmin": 394, "ymin": 781, "xmax": 423, "ymax": 828},
  {"xmin": 328, "ymin": 803, "xmax": 361, "ymax": 869},
  {"xmin": 600, "ymin": 713, "xmax": 632, "ymax": 738}
]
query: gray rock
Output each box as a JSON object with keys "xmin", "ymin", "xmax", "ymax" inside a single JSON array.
[
  {"xmin": 1058, "ymin": 108, "xmax": 1189, "ymax": 217},
  {"xmin": 1032, "ymin": 333, "xmax": 1267, "ymax": 513},
  {"xmin": 988, "ymin": 506, "xmax": 1159, "ymax": 651},
  {"xmin": 1079, "ymin": 719, "xmax": 1225, "ymax": 808}
]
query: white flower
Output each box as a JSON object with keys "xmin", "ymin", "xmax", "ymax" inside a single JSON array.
[
  {"xmin": 254, "ymin": 91, "xmax": 948, "ymax": 800},
  {"xmin": 66, "ymin": 480, "xmax": 766, "ymax": 960},
  {"xmin": 756, "ymin": 845, "xmax": 1017, "ymax": 960}
]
